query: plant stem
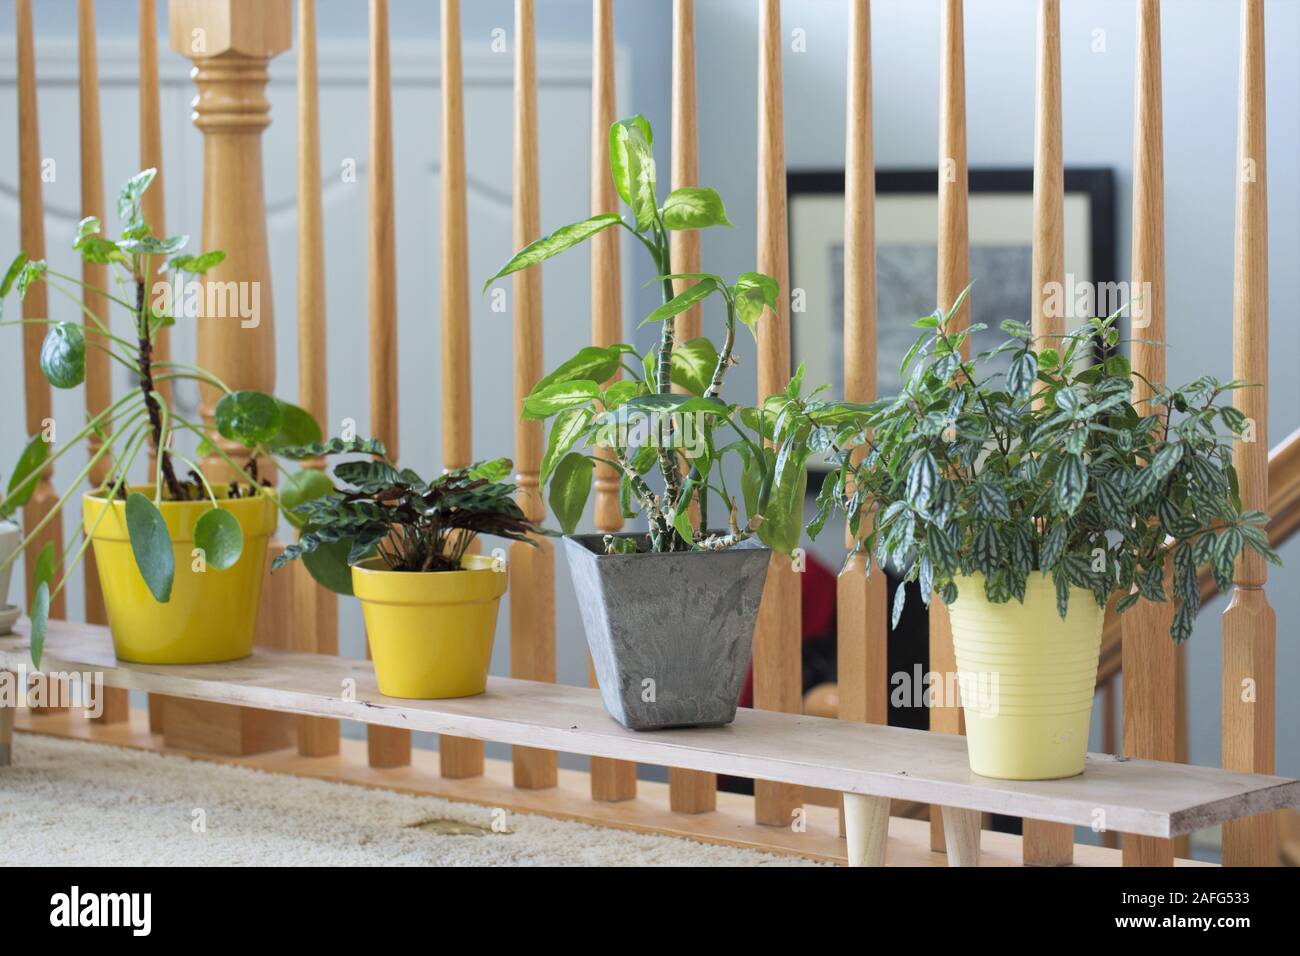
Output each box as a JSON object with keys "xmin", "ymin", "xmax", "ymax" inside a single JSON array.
[{"xmin": 135, "ymin": 278, "xmax": 182, "ymax": 499}]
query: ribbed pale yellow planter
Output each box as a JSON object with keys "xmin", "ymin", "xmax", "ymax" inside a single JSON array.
[{"xmin": 948, "ymin": 572, "xmax": 1104, "ymax": 780}]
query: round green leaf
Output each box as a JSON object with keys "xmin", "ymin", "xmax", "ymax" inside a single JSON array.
[
  {"xmin": 661, "ymin": 186, "xmax": 732, "ymax": 230},
  {"xmin": 280, "ymin": 469, "xmax": 335, "ymax": 529},
  {"xmin": 266, "ymin": 400, "xmax": 323, "ymax": 451},
  {"xmin": 125, "ymin": 492, "xmax": 174, "ymax": 603},
  {"xmin": 302, "ymin": 537, "xmax": 354, "ymax": 596},
  {"xmin": 39, "ymin": 322, "xmax": 86, "ymax": 389},
  {"xmin": 215, "ymin": 390, "xmax": 283, "ymax": 447},
  {"xmin": 670, "ymin": 338, "xmax": 719, "ymax": 397},
  {"xmin": 194, "ymin": 507, "xmax": 244, "ymax": 571},
  {"xmin": 548, "ymin": 452, "xmax": 594, "ymax": 535}
]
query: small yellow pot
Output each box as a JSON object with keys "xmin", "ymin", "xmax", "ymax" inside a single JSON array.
[
  {"xmin": 83, "ymin": 487, "xmax": 277, "ymax": 664},
  {"xmin": 948, "ymin": 572, "xmax": 1104, "ymax": 780},
  {"xmin": 352, "ymin": 554, "xmax": 507, "ymax": 699}
]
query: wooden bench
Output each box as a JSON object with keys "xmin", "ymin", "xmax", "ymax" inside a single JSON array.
[{"xmin": 3, "ymin": 622, "xmax": 1298, "ymax": 866}]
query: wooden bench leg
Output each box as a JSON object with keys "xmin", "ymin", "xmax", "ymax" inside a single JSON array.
[
  {"xmin": 0, "ymin": 670, "xmax": 15, "ymax": 767},
  {"xmin": 941, "ymin": 806, "xmax": 981, "ymax": 866},
  {"xmin": 843, "ymin": 793, "xmax": 890, "ymax": 867}
]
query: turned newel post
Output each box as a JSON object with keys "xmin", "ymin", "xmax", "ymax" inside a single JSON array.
[
  {"xmin": 163, "ymin": 0, "xmax": 295, "ymax": 756},
  {"xmin": 169, "ymin": 0, "xmax": 289, "ymax": 474}
]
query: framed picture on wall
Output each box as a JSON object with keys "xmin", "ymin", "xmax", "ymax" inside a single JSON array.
[{"xmin": 788, "ymin": 168, "xmax": 1117, "ymax": 406}]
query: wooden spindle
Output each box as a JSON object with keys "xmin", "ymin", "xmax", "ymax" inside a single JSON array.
[
  {"xmin": 293, "ymin": 0, "xmax": 340, "ymax": 759},
  {"xmin": 165, "ymin": 0, "xmax": 295, "ymax": 756},
  {"xmin": 365, "ymin": 0, "xmax": 410, "ymax": 769},
  {"xmin": 837, "ymin": 0, "xmax": 887, "ymax": 832},
  {"xmin": 1121, "ymin": 0, "xmax": 1175, "ymax": 867},
  {"xmin": 510, "ymin": 0, "xmax": 558, "ymax": 791},
  {"xmin": 662, "ymin": 0, "xmax": 717, "ymax": 815},
  {"xmin": 752, "ymin": 0, "xmax": 802, "ymax": 828},
  {"xmin": 1222, "ymin": 0, "xmax": 1275, "ymax": 867},
  {"xmin": 437, "ymin": 0, "xmax": 485, "ymax": 780},
  {"xmin": 77, "ymin": 0, "xmax": 126, "ymax": 725},
  {"xmin": 588, "ymin": 0, "xmax": 637, "ymax": 804},
  {"xmin": 1022, "ymin": 0, "xmax": 1073, "ymax": 866},
  {"xmin": 140, "ymin": 0, "xmax": 170, "ymax": 734},
  {"xmin": 930, "ymin": 0, "xmax": 972, "ymax": 856},
  {"xmin": 15, "ymin": 0, "xmax": 66, "ymax": 628}
]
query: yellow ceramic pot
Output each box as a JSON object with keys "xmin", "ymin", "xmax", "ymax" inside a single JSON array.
[
  {"xmin": 83, "ymin": 487, "xmax": 277, "ymax": 664},
  {"xmin": 352, "ymin": 554, "xmax": 507, "ymax": 699},
  {"xmin": 948, "ymin": 572, "xmax": 1104, "ymax": 780}
]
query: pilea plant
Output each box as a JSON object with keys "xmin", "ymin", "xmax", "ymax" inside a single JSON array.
[
  {"xmin": 270, "ymin": 439, "xmax": 543, "ymax": 589},
  {"xmin": 484, "ymin": 115, "xmax": 810, "ymax": 555},
  {"xmin": 799, "ymin": 295, "xmax": 1279, "ymax": 642},
  {"xmin": 0, "ymin": 169, "xmax": 321, "ymax": 664}
]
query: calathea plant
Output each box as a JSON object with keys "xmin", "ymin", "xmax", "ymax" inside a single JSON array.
[
  {"xmin": 484, "ymin": 115, "xmax": 811, "ymax": 555},
  {"xmin": 800, "ymin": 295, "xmax": 1278, "ymax": 642},
  {"xmin": 271, "ymin": 439, "xmax": 544, "ymax": 589},
  {"xmin": 0, "ymin": 169, "xmax": 321, "ymax": 664}
]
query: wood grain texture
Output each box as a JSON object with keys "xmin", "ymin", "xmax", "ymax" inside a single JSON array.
[
  {"xmin": 76, "ymin": 0, "xmax": 127, "ymax": 725},
  {"xmin": 843, "ymin": 793, "xmax": 890, "ymax": 866},
  {"xmin": 930, "ymin": 0, "xmax": 969, "ymax": 853},
  {"xmin": 510, "ymin": 0, "xmax": 557, "ymax": 791},
  {"xmin": 435, "ymin": 0, "xmax": 485, "ymax": 781},
  {"xmin": 837, "ymin": 0, "xmax": 888, "ymax": 732},
  {"xmin": 15, "ymin": 0, "xmax": 66, "ymax": 630},
  {"xmin": 661, "ymin": 0, "xmax": 715, "ymax": 813},
  {"xmin": 8, "ymin": 623, "xmax": 1298, "ymax": 838},
  {"xmin": 942, "ymin": 806, "xmax": 981, "ymax": 867},
  {"xmin": 1121, "ymin": 0, "xmax": 1174, "ymax": 868},
  {"xmin": 363, "ymin": 0, "xmax": 409, "ymax": 769},
  {"xmin": 15, "ymin": 708, "xmax": 1220, "ymax": 867},
  {"xmin": 293, "ymin": 0, "xmax": 339, "ymax": 758},
  {"xmin": 1222, "ymin": 0, "xmax": 1275, "ymax": 868},
  {"xmin": 751, "ymin": 0, "xmax": 802, "ymax": 830},
  {"xmin": 1023, "ymin": 0, "xmax": 1072, "ymax": 866}
]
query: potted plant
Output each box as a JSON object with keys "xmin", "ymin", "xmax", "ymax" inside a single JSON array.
[
  {"xmin": 801, "ymin": 296, "xmax": 1279, "ymax": 779},
  {"xmin": 0, "ymin": 169, "xmax": 321, "ymax": 667},
  {"xmin": 484, "ymin": 116, "xmax": 815, "ymax": 730},
  {"xmin": 270, "ymin": 442, "xmax": 542, "ymax": 699}
]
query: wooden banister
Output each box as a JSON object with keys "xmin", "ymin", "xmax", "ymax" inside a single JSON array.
[
  {"xmin": 293, "ymin": 0, "xmax": 340, "ymax": 759},
  {"xmin": 510, "ymin": 0, "xmax": 558, "ymax": 791},
  {"xmin": 588, "ymin": 0, "xmax": 637, "ymax": 804},
  {"xmin": 78, "ymin": 0, "xmax": 127, "ymax": 725},
  {"xmin": 1022, "ymin": 0, "xmax": 1073, "ymax": 867},
  {"xmin": 438, "ymin": 0, "xmax": 485, "ymax": 781},
  {"xmin": 15, "ymin": 0, "xmax": 65, "ymax": 630},
  {"xmin": 663, "ymin": 0, "xmax": 717, "ymax": 815},
  {"xmin": 1121, "ymin": 0, "xmax": 1176, "ymax": 867},
  {"xmin": 837, "ymin": 0, "xmax": 889, "ymax": 834},
  {"xmin": 929, "ymin": 0, "xmax": 973, "ymax": 857},
  {"xmin": 364, "ymin": 0, "xmax": 409, "ymax": 769},
  {"xmin": 753, "ymin": 0, "xmax": 802, "ymax": 828},
  {"xmin": 1222, "ymin": 0, "xmax": 1275, "ymax": 867}
]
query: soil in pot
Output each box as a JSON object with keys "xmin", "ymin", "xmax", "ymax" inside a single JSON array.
[
  {"xmin": 83, "ymin": 486, "xmax": 276, "ymax": 664},
  {"xmin": 564, "ymin": 531, "xmax": 771, "ymax": 731},
  {"xmin": 947, "ymin": 571, "xmax": 1103, "ymax": 780},
  {"xmin": 352, "ymin": 554, "xmax": 507, "ymax": 699}
]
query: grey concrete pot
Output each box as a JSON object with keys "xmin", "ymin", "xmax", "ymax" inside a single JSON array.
[{"xmin": 563, "ymin": 532, "xmax": 771, "ymax": 731}]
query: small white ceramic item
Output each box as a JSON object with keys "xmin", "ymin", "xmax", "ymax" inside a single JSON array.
[{"xmin": 0, "ymin": 520, "xmax": 20, "ymax": 635}]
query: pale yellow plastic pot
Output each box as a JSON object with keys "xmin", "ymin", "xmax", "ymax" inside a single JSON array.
[
  {"xmin": 352, "ymin": 554, "xmax": 507, "ymax": 699},
  {"xmin": 948, "ymin": 572, "xmax": 1104, "ymax": 780},
  {"xmin": 83, "ymin": 487, "xmax": 277, "ymax": 664}
]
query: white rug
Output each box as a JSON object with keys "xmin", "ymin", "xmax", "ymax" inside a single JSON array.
[{"xmin": 0, "ymin": 734, "xmax": 819, "ymax": 867}]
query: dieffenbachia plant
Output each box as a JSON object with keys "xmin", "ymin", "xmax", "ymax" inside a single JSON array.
[
  {"xmin": 270, "ymin": 441, "xmax": 544, "ymax": 590},
  {"xmin": 799, "ymin": 294, "xmax": 1279, "ymax": 641},
  {"xmin": 0, "ymin": 169, "xmax": 322, "ymax": 665},
  {"xmin": 483, "ymin": 115, "xmax": 811, "ymax": 555}
]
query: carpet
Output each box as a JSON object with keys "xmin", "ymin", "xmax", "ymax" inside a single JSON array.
[{"xmin": 0, "ymin": 733, "xmax": 819, "ymax": 867}]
